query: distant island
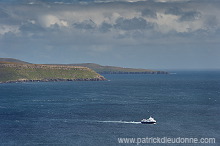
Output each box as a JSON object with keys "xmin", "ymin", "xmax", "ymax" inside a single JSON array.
[{"xmin": 0, "ymin": 58, "xmax": 168, "ymax": 83}]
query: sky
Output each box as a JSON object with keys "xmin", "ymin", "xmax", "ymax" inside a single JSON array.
[{"xmin": 0, "ymin": 0, "xmax": 220, "ymax": 70}]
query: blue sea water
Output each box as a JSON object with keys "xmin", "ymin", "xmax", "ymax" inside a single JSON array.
[{"xmin": 0, "ymin": 71, "xmax": 219, "ymax": 146}]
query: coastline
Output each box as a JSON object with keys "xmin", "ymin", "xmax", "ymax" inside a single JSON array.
[
  {"xmin": 98, "ymin": 71, "xmax": 169, "ymax": 74},
  {"xmin": 0, "ymin": 77, "xmax": 107, "ymax": 84}
]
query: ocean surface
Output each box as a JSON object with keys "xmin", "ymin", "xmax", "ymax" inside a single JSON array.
[{"xmin": 0, "ymin": 71, "xmax": 219, "ymax": 146}]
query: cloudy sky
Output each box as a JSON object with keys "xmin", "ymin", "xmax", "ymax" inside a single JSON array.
[{"xmin": 0, "ymin": 0, "xmax": 219, "ymax": 70}]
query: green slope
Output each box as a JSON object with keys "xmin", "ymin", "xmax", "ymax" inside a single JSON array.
[
  {"xmin": 70, "ymin": 63, "xmax": 168, "ymax": 74},
  {"xmin": 0, "ymin": 63, "xmax": 106, "ymax": 83}
]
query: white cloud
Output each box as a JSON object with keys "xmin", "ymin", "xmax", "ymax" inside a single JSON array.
[
  {"xmin": 38, "ymin": 15, "xmax": 68, "ymax": 27},
  {"xmin": 0, "ymin": 25, "xmax": 20, "ymax": 35},
  {"xmin": 27, "ymin": 19, "xmax": 36, "ymax": 24}
]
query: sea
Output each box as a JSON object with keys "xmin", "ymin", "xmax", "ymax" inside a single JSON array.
[{"xmin": 0, "ymin": 71, "xmax": 219, "ymax": 146}]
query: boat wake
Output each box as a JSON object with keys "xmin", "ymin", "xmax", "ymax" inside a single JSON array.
[{"xmin": 98, "ymin": 120, "xmax": 141, "ymax": 124}]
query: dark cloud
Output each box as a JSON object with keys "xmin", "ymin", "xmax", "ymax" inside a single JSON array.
[
  {"xmin": 165, "ymin": 7, "xmax": 183, "ymax": 16},
  {"xmin": 99, "ymin": 22, "xmax": 112, "ymax": 32},
  {"xmin": 0, "ymin": 7, "xmax": 21, "ymax": 25},
  {"xmin": 165, "ymin": 7, "xmax": 201, "ymax": 22},
  {"xmin": 179, "ymin": 11, "xmax": 201, "ymax": 21},
  {"xmin": 73, "ymin": 19, "xmax": 97, "ymax": 30},
  {"xmin": 19, "ymin": 22, "xmax": 45, "ymax": 32},
  {"xmin": 114, "ymin": 17, "xmax": 153, "ymax": 30},
  {"xmin": 204, "ymin": 16, "xmax": 218, "ymax": 30},
  {"xmin": 141, "ymin": 8, "xmax": 157, "ymax": 18},
  {"xmin": 0, "ymin": 8, "xmax": 9, "ymax": 18}
]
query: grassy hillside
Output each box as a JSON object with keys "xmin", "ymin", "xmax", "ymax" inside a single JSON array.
[
  {"xmin": 70, "ymin": 63, "xmax": 168, "ymax": 74},
  {"xmin": 0, "ymin": 63, "xmax": 106, "ymax": 83}
]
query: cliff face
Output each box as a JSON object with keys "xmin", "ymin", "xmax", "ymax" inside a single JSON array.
[{"xmin": 0, "ymin": 62, "xmax": 106, "ymax": 83}]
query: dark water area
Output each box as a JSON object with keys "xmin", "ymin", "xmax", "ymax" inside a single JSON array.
[{"xmin": 0, "ymin": 71, "xmax": 219, "ymax": 145}]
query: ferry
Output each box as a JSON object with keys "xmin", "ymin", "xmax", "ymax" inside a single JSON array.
[{"xmin": 141, "ymin": 116, "xmax": 156, "ymax": 124}]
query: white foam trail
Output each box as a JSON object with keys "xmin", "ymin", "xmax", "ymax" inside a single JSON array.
[{"xmin": 98, "ymin": 120, "xmax": 141, "ymax": 124}]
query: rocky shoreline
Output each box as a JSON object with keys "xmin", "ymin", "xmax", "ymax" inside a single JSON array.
[{"xmin": 0, "ymin": 77, "xmax": 107, "ymax": 84}]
